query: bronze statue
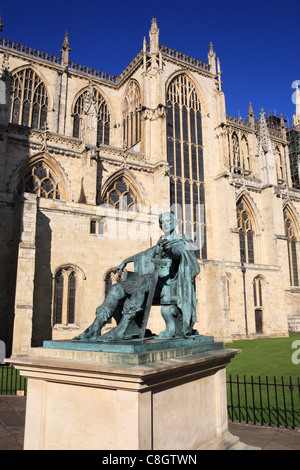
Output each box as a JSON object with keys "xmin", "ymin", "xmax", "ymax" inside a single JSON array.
[{"xmin": 73, "ymin": 212, "xmax": 200, "ymax": 342}]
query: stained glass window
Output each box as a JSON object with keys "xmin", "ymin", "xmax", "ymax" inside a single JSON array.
[
  {"xmin": 73, "ymin": 88, "xmax": 110, "ymax": 145},
  {"xmin": 284, "ymin": 209, "xmax": 299, "ymax": 286},
  {"xmin": 54, "ymin": 269, "xmax": 77, "ymax": 325},
  {"xmin": 102, "ymin": 177, "xmax": 139, "ymax": 212},
  {"xmin": 54, "ymin": 272, "xmax": 64, "ymax": 324},
  {"xmin": 10, "ymin": 68, "xmax": 48, "ymax": 129},
  {"xmin": 123, "ymin": 81, "xmax": 141, "ymax": 148},
  {"xmin": 236, "ymin": 199, "xmax": 255, "ymax": 264},
  {"xmin": 166, "ymin": 73, "xmax": 206, "ymax": 258},
  {"xmin": 67, "ymin": 272, "xmax": 76, "ymax": 324},
  {"xmin": 18, "ymin": 162, "xmax": 60, "ymax": 200}
]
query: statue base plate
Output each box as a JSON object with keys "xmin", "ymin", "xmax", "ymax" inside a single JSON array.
[{"xmin": 42, "ymin": 335, "xmax": 223, "ymax": 365}]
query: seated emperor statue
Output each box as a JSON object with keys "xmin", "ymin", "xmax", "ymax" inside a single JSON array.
[{"xmin": 73, "ymin": 212, "xmax": 200, "ymax": 342}]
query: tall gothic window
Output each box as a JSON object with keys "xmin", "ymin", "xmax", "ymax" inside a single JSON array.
[
  {"xmin": 73, "ymin": 88, "xmax": 110, "ymax": 145},
  {"xmin": 166, "ymin": 74, "xmax": 206, "ymax": 258},
  {"xmin": 236, "ymin": 198, "xmax": 255, "ymax": 263},
  {"xmin": 54, "ymin": 272, "xmax": 64, "ymax": 324},
  {"xmin": 17, "ymin": 162, "xmax": 61, "ymax": 200},
  {"xmin": 284, "ymin": 208, "xmax": 299, "ymax": 287},
  {"xmin": 231, "ymin": 133, "xmax": 240, "ymax": 172},
  {"xmin": 123, "ymin": 80, "xmax": 141, "ymax": 148},
  {"xmin": 102, "ymin": 176, "xmax": 139, "ymax": 211},
  {"xmin": 10, "ymin": 68, "xmax": 48, "ymax": 129},
  {"xmin": 253, "ymin": 276, "xmax": 263, "ymax": 334},
  {"xmin": 275, "ymin": 146, "xmax": 284, "ymax": 184},
  {"xmin": 53, "ymin": 268, "xmax": 77, "ymax": 325},
  {"xmin": 229, "ymin": 133, "xmax": 251, "ymax": 174}
]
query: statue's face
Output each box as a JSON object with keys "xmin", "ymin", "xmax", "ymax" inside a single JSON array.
[{"xmin": 160, "ymin": 213, "xmax": 175, "ymax": 235}]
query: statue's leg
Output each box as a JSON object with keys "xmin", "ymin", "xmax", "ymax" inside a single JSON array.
[
  {"xmin": 98, "ymin": 298, "xmax": 143, "ymax": 341},
  {"xmin": 157, "ymin": 305, "xmax": 178, "ymax": 338},
  {"xmin": 73, "ymin": 284, "xmax": 127, "ymax": 341},
  {"xmin": 99, "ymin": 281, "xmax": 149, "ymax": 342}
]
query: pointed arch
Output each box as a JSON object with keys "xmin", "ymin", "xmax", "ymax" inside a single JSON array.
[
  {"xmin": 9, "ymin": 65, "xmax": 52, "ymax": 129},
  {"xmin": 283, "ymin": 203, "xmax": 299, "ymax": 287},
  {"xmin": 52, "ymin": 264, "xmax": 86, "ymax": 326},
  {"xmin": 13, "ymin": 153, "xmax": 69, "ymax": 201},
  {"xmin": 71, "ymin": 85, "xmax": 111, "ymax": 145},
  {"xmin": 283, "ymin": 202, "xmax": 300, "ymax": 236},
  {"xmin": 236, "ymin": 194, "xmax": 259, "ymax": 264},
  {"xmin": 165, "ymin": 70, "xmax": 208, "ymax": 117},
  {"xmin": 123, "ymin": 79, "xmax": 141, "ymax": 148},
  {"xmin": 166, "ymin": 71, "xmax": 206, "ymax": 259},
  {"xmin": 100, "ymin": 169, "xmax": 144, "ymax": 211},
  {"xmin": 235, "ymin": 190, "xmax": 263, "ymax": 235}
]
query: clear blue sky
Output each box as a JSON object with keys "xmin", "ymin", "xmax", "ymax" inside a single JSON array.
[{"xmin": 0, "ymin": 0, "xmax": 299, "ymax": 125}]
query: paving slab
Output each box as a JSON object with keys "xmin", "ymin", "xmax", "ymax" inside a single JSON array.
[
  {"xmin": 228, "ymin": 422, "xmax": 300, "ymax": 450},
  {"xmin": 1, "ymin": 396, "xmax": 300, "ymax": 450}
]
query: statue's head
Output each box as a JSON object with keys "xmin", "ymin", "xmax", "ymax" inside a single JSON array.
[{"xmin": 159, "ymin": 212, "xmax": 176, "ymax": 235}]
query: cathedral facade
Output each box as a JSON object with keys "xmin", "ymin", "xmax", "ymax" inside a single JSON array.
[{"xmin": 0, "ymin": 19, "xmax": 299, "ymax": 356}]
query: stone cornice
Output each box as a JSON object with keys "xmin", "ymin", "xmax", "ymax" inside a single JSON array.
[{"xmin": 99, "ymin": 145, "xmax": 169, "ymax": 174}]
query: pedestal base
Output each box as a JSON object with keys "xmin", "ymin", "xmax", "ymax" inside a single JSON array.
[{"xmin": 9, "ymin": 340, "xmax": 255, "ymax": 450}]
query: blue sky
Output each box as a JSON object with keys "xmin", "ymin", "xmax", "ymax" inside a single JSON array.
[{"xmin": 0, "ymin": 0, "xmax": 299, "ymax": 125}]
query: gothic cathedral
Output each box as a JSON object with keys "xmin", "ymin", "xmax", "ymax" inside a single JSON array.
[{"xmin": 0, "ymin": 19, "xmax": 299, "ymax": 356}]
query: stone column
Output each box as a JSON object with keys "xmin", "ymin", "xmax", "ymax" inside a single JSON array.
[{"xmin": 11, "ymin": 193, "xmax": 37, "ymax": 355}]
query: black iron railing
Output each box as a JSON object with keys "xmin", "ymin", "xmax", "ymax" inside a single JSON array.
[
  {"xmin": 227, "ymin": 374, "xmax": 300, "ymax": 429},
  {"xmin": 0, "ymin": 364, "xmax": 27, "ymax": 395}
]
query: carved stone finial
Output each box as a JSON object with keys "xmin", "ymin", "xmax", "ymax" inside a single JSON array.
[
  {"xmin": 60, "ymin": 31, "xmax": 71, "ymax": 66},
  {"xmin": 207, "ymin": 42, "xmax": 216, "ymax": 75},
  {"xmin": 247, "ymin": 102, "xmax": 255, "ymax": 127},
  {"xmin": 149, "ymin": 18, "xmax": 159, "ymax": 54},
  {"xmin": 0, "ymin": 10, "xmax": 4, "ymax": 33}
]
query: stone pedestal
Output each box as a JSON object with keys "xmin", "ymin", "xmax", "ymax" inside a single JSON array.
[{"xmin": 9, "ymin": 338, "xmax": 247, "ymax": 450}]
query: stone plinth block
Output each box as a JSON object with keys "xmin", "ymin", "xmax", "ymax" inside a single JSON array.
[{"xmin": 9, "ymin": 339, "xmax": 246, "ymax": 450}]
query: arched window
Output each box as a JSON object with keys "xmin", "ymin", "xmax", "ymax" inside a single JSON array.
[
  {"xmin": 72, "ymin": 88, "xmax": 110, "ymax": 145},
  {"xmin": 17, "ymin": 162, "xmax": 61, "ymax": 200},
  {"xmin": 67, "ymin": 272, "xmax": 76, "ymax": 324},
  {"xmin": 53, "ymin": 268, "xmax": 78, "ymax": 325},
  {"xmin": 123, "ymin": 80, "xmax": 141, "ymax": 148},
  {"xmin": 166, "ymin": 73, "xmax": 206, "ymax": 258},
  {"xmin": 53, "ymin": 271, "xmax": 64, "ymax": 324},
  {"xmin": 275, "ymin": 146, "xmax": 284, "ymax": 183},
  {"xmin": 253, "ymin": 276, "xmax": 263, "ymax": 334},
  {"xmin": 102, "ymin": 176, "xmax": 139, "ymax": 211},
  {"xmin": 10, "ymin": 68, "xmax": 48, "ymax": 129},
  {"xmin": 237, "ymin": 198, "xmax": 255, "ymax": 263},
  {"xmin": 231, "ymin": 133, "xmax": 240, "ymax": 172},
  {"xmin": 240, "ymin": 135, "xmax": 250, "ymax": 173},
  {"xmin": 284, "ymin": 208, "xmax": 299, "ymax": 287}
]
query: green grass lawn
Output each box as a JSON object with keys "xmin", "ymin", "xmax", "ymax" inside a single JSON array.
[
  {"xmin": 225, "ymin": 334, "xmax": 300, "ymax": 427},
  {"xmin": 225, "ymin": 334, "xmax": 300, "ymax": 381}
]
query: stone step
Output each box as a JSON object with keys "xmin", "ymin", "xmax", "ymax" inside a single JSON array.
[{"xmin": 288, "ymin": 316, "xmax": 300, "ymax": 333}]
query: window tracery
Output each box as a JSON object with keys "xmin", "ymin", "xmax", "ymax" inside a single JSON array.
[
  {"xmin": 229, "ymin": 132, "xmax": 250, "ymax": 174},
  {"xmin": 123, "ymin": 80, "xmax": 141, "ymax": 148},
  {"xmin": 102, "ymin": 176, "xmax": 139, "ymax": 211},
  {"xmin": 53, "ymin": 268, "xmax": 77, "ymax": 325},
  {"xmin": 236, "ymin": 198, "xmax": 255, "ymax": 263},
  {"xmin": 166, "ymin": 73, "xmax": 206, "ymax": 259},
  {"xmin": 10, "ymin": 68, "xmax": 48, "ymax": 129},
  {"xmin": 284, "ymin": 208, "xmax": 299, "ymax": 287},
  {"xmin": 72, "ymin": 88, "xmax": 110, "ymax": 145},
  {"xmin": 17, "ymin": 162, "xmax": 61, "ymax": 200}
]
